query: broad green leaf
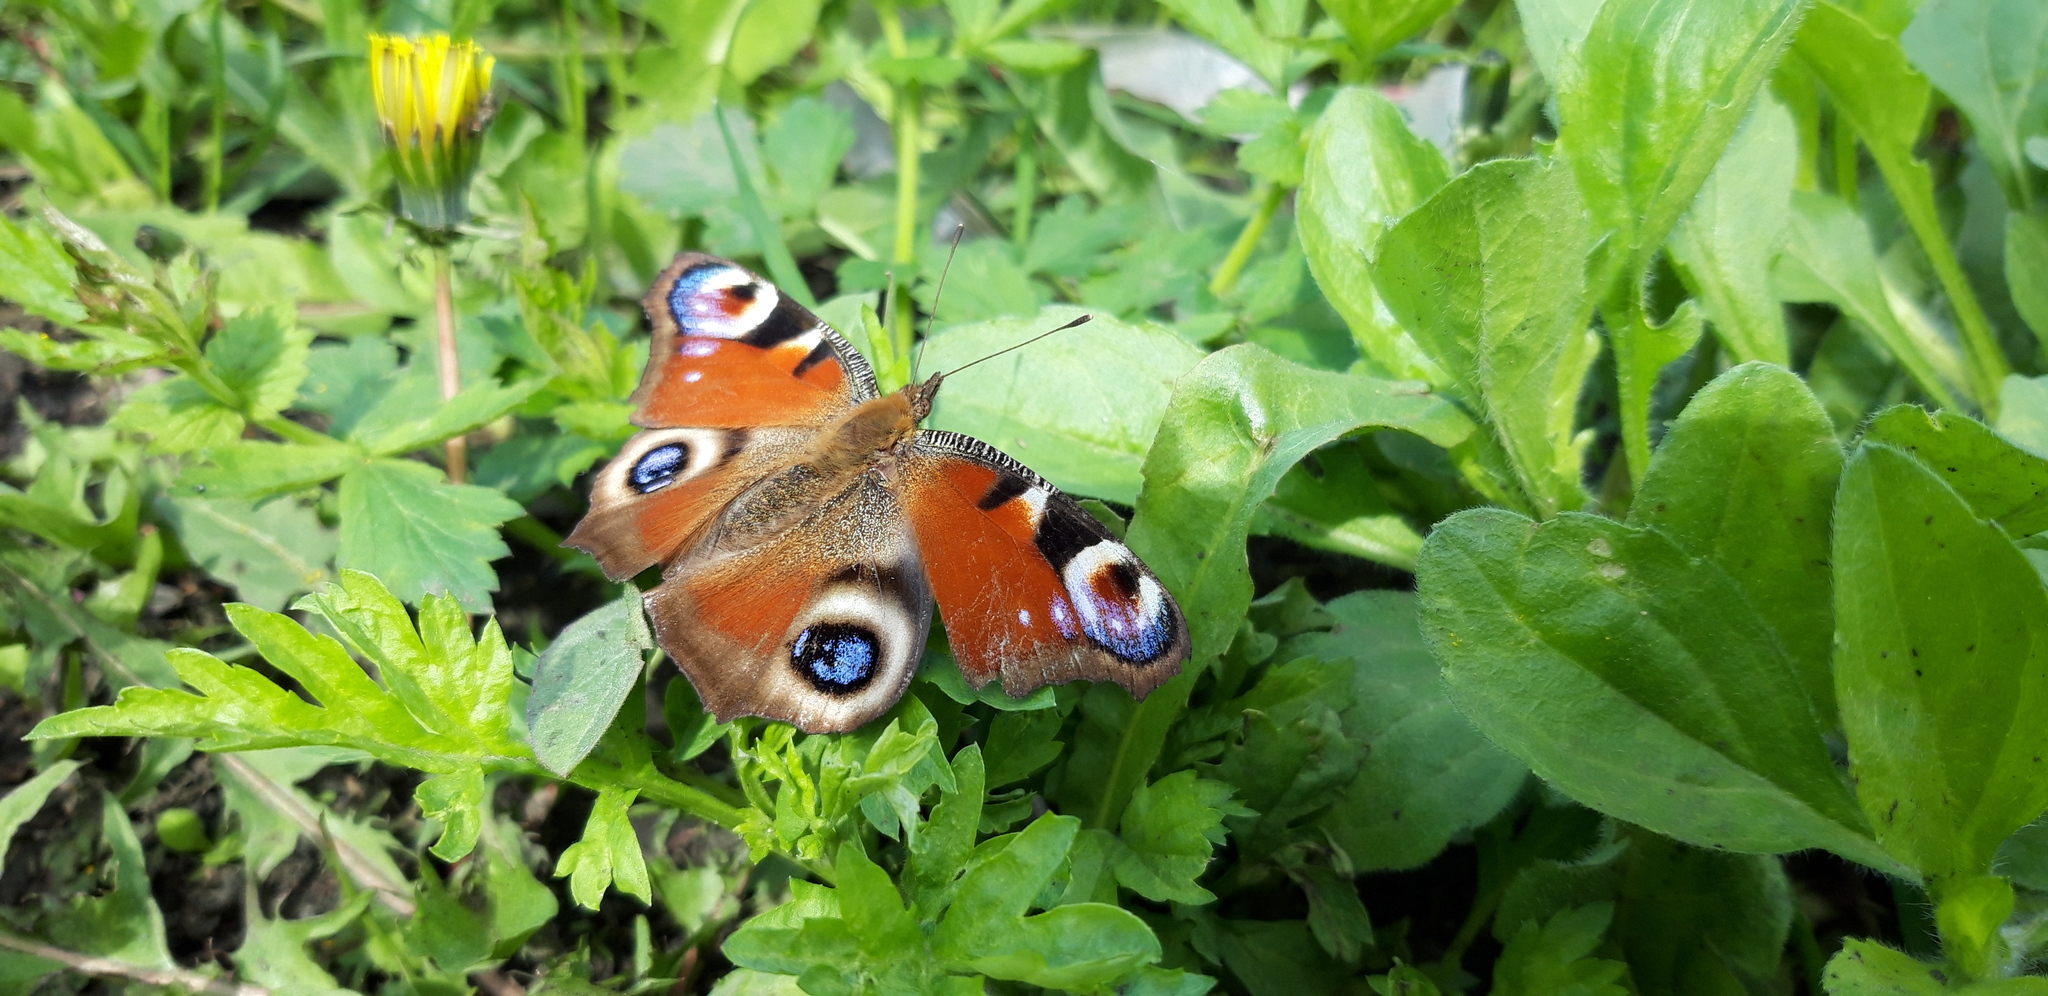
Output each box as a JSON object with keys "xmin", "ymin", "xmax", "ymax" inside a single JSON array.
[
  {"xmin": 1110, "ymin": 346, "xmax": 1471, "ymax": 830},
  {"xmin": 982, "ymin": 709, "xmax": 1064, "ymax": 787},
  {"xmin": 1795, "ymin": 1, "xmax": 2009, "ymax": 405},
  {"xmin": 2008, "ymin": 214, "xmax": 2048, "ymax": 341},
  {"xmin": 1667, "ymin": 98, "xmax": 1797, "ymax": 366},
  {"xmin": 527, "ymin": 591, "xmax": 653, "ymax": 776},
  {"xmin": 0, "ymin": 213, "xmax": 86, "ymax": 325},
  {"xmin": 1865, "ymin": 406, "xmax": 2048, "ymax": 536},
  {"xmin": 482, "ymin": 817, "xmax": 558, "ymax": 954},
  {"xmin": 179, "ymin": 439, "xmax": 368, "ymax": 499},
  {"xmin": 1317, "ymin": 0, "xmax": 1457, "ymax": 61},
  {"xmin": 1999, "ymin": 374, "xmax": 2048, "ymax": 459},
  {"xmin": 1298, "ymin": 86, "xmax": 1451, "ymax": 383},
  {"xmin": 31, "ymin": 573, "xmax": 528, "ymax": 770},
  {"xmin": 1373, "ymin": 157, "xmax": 1597, "ymax": 516},
  {"xmin": 558, "ymin": 786, "xmax": 651, "ymax": 909},
  {"xmin": 1833, "ymin": 444, "xmax": 2048, "ymax": 882},
  {"xmin": 1491, "ymin": 904, "xmax": 1627, "ymax": 996},
  {"xmin": 1156, "ymin": 0, "xmax": 1288, "ymax": 86},
  {"xmin": 1774, "ymin": 191, "xmax": 1967, "ymax": 409},
  {"xmin": 1515, "ymin": 0, "xmax": 1603, "ymax": 89},
  {"xmin": 1818, "ymin": 939, "xmax": 2048, "ymax": 994},
  {"xmin": 935, "ymin": 814, "xmax": 1161, "ymax": 987},
  {"xmin": 1253, "ymin": 445, "xmax": 1426, "ymax": 571},
  {"xmin": 1110, "ymin": 771, "xmax": 1247, "ymax": 904},
  {"xmin": 1556, "ymin": 0, "xmax": 1806, "ymax": 291},
  {"xmin": 1131, "ymin": 345, "xmax": 1473, "ymax": 662},
  {"xmin": 1630, "ymin": 363, "xmax": 1843, "ymax": 722},
  {"xmin": 922, "ymin": 307, "xmax": 1203, "ymax": 504},
  {"xmin": 1935, "ymin": 875, "xmax": 2014, "ymax": 980},
  {"xmin": 1900, "ymin": 0, "xmax": 2048, "ymax": 208},
  {"xmin": 1418, "ymin": 509, "xmax": 1898, "ymax": 872},
  {"xmin": 0, "ymin": 760, "xmax": 81, "ymax": 878},
  {"xmin": 1285, "ymin": 592, "xmax": 1526, "ymax": 872},
  {"xmin": 336, "ymin": 459, "xmax": 523, "ymax": 612},
  {"xmin": 1614, "ymin": 833, "xmax": 1792, "ymax": 996},
  {"xmin": 906, "ymin": 744, "xmax": 986, "ymax": 919},
  {"xmin": 154, "ymin": 494, "xmax": 335, "ymax": 611}
]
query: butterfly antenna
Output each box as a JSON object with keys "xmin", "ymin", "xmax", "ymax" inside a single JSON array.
[
  {"xmin": 912, "ymin": 224, "xmax": 967, "ymax": 383},
  {"xmin": 947, "ymin": 314, "xmax": 1093, "ymax": 379}
]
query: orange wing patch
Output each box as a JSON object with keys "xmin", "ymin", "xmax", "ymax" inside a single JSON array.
[{"xmin": 637, "ymin": 337, "xmax": 844, "ymax": 428}]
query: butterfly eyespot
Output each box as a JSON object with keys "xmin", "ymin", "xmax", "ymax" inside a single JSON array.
[
  {"xmin": 1061, "ymin": 543, "xmax": 1173, "ymax": 664},
  {"xmin": 630, "ymin": 443, "xmax": 689, "ymax": 493},
  {"xmin": 791, "ymin": 622, "xmax": 879, "ymax": 694},
  {"xmin": 670, "ymin": 264, "xmax": 779, "ymax": 338}
]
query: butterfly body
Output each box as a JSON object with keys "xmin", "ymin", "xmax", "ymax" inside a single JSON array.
[{"xmin": 568, "ymin": 254, "xmax": 1188, "ymax": 733}]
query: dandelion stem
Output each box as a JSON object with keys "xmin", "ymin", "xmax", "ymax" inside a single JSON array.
[{"xmin": 434, "ymin": 247, "xmax": 467, "ymax": 483}]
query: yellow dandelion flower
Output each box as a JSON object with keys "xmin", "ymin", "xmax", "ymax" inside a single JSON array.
[{"xmin": 369, "ymin": 33, "xmax": 495, "ymax": 233}]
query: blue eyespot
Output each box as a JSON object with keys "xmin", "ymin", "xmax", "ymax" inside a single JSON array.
[
  {"xmin": 791, "ymin": 623, "xmax": 878, "ymax": 694},
  {"xmin": 630, "ymin": 443, "xmax": 688, "ymax": 493},
  {"xmin": 669, "ymin": 264, "xmax": 771, "ymax": 338}
]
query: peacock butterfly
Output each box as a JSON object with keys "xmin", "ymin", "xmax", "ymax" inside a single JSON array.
[{"xmin": 566, "ymin": 253, "xmax": 1189, "ymax": 733}]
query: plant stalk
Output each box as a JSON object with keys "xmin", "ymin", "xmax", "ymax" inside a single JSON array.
[
  {"xmin": 206, "ymin": 0, "xmax": 227, "ymax": 212},
  {"xmin": 433, "ymin": 248, "xmax": 467, "ymax": 483},
  {"xmin": 1211, "ymin": 183, "xmax": 1287, "ymax": 298}
]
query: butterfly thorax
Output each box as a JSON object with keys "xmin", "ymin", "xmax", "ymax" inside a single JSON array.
[{"xmin": 802, "ymin": 373, "xmax": 946, "ymax": 480}]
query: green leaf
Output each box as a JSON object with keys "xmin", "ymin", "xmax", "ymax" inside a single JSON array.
[
  {"xmin": 1373, "ymin": 156, "xmax": 1598, "ymax": 516},
  {"xmin": 1900, "ymin": 0, "xmax": 2048, "ymax": 207},
  {"xmin": 1667, "ymin": 98, "xmax": 1797, "ymax": 366},
  {"xmin": 1132, "ymin": 345, "xmax": 1473, "ymax": 663},
  {"xmin": 336, "ymin": 459, "xmax": 523, "ymax": 613},
  {"xmin": 1210, "ymin": 919, "xmax": 1357, "ymax": 996},
  {"xmin": 558, "ymin": 786, "xmax": 651, "ymax": 909},
  {"xmin": 1110, "ymin": 771, "xmax": 1248, "ymax": 904},
  {"xmin": 1774, "ymin": 191, "xmax": 1967, "ymax": 409},
  {"xmin": 1491, "ymin": 903, "xmax": 1628, "ymax": 996},
  {"xmin": 1815, "ymin": 939, "xmax": 2048, "ymax": 995},
  {"xmin": 51, "ymin": 792, "xmax": 175, "ymax": 971},
  {"xmin": 1298, "ymin": 87, "xmax": 1452, "ymax": 383},
  {"xmin": 922, "ymin": 307, "xmax": 1204, "ymax": 504},
  {"xmin": 935, "ymin": 814, "xmax": 1161, "ymax": 988},
  {"xmin": 1795, "ymin": 0, "xmax": 2008, "ymax": 406},
  {"xmin": 1613, "ymin": 832, "xmax": 1793, "ymax": 995},
  {"xmin": 1557, "ymin": 0, "xmax": 1805, "ymax": 291},
  {"xmin": 0, "ymin": 761, "xmax": 81, "ymax": 878},
  {"xmin": 1253, "ymin": 443, "xmax": 1426, "ymax": 571},
  {"xmin": 179, "ymin": 439, "xmax": 368, "ymax": 499},
  {"xmin": 1865, "ymin": 405, "xmax": 2048, "ymax": 537},
  {"xmin": 2000, "ymin": 374, "xmax": 2048, "ymax": 459},
  {"xmin": 209, "ymin": 307, "xmax": 313, "ymax": 414},
  {"xmin": 1295, "ymin": 864, "xmax": 1373, "ymax": 963},
  {"xmin": 1418, "ymin": 508, "xmax": 1899, "ymax": 872},
  {"xmin": 1629, "ymin": 363, "xmax": 1843, "ymax": 724},
  {"xmin": 416, "ymin": 768, "xmax": 486, "ymax": 861},
  {"xmin": 982, "ymin": 709, "xmax": 1064, "ymax": 787},
  {"xmin": 234, "ymin": 891, "xmax": 372, "ymax": 996},
  {"xmin": 1935, "ymin": 875, "xmax": 2015, "ymax": 980},
  {"xmin": 906, "ymin": 744, "xmax": 986, "ymax": 919},
  {"xmin": 527, "ymin": 591, "xmax": 653, "ymax": 776},
  {"xmin": 1156, "ymin": 0, "xmax": 1289, "ymax": 86},
  {"xmin": 0, "ymin": 213, "xmax": 86, "ymax": 325},
  {"xmin": 1284, "ymin": 592, "xmax": 1527, "ymax": 871},
  {"xmin": 352, "ymin": 379, "xmax": 544, "ymax": 458},
  {"xmin": 1516, "ymin": 0, "xmax": 1604, "ymax": 87},
  {"xmin": 1833, "ymin": 443, "xmax": 2048, "ymax": 882},
  {"xmin": 109, "ymin": 377, "xmax": 246, "ymax": 454},
  {"xmin": 31, "ymin": 572, "xmax": 527, "ymax": 770},
  {"xmin": 2007, "ymin": 214, "xmax": 2048, "ymax": 342},
  {"xmin": 1317, "ymin": 0, "xmax": 1457, "ymax": 60},
  {"xmin": 1371, "ymin": 962, "xmax": 1445, "ymax": 996},
  {"xmin": 153, "ymin": 494, "xmax": 335, "ymax": 611}
]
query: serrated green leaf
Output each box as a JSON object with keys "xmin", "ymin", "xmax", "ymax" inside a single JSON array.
[
  {"xmin": 1373, "ymin": 156, "xmax": 1597, "ymax": 516},
  {"xmin": 528, "ymin": 591, "xmax": 652, "ymax": 776},
  {"xmin": 1834, "ymin": 443, "xmax": 2048, "ymax": 882},
  {"xmin": 153, "ymin": 494, "xmax": 335, "ymax": 611},
  {"xmin": 1629, "ymin": 363, "xmax": 1843, "ymax": 724},
  {"xmin": 558, "ymin": 786, "xmax": 651, "ymax": 908},
  {"xmin": 1667, "ymin": 98, "xmax": 1796, "ymax": 366},
  {"xmin": 1283, "ymin": 592, "xmax": 1526, "ymax": 871},
  {"xmin": 906, "ymin": 744, "xmax": 985, "ymax": 920},
  {"xmin": 1864, "ymin": 406, "xmax": 2048, "ymax": 537},
  {"xmin": 52, "ymin": 792, "xmax": 176, "ymax": 971},
  {"xmin": 178, "ymin": 439, "xmax": 368, "ymax": 499},
  {"xmin": 1418, "ymin": 508, "xmax": 1899, "ymax": 873},
  {"xmin": 353, "ymin": 379, "xmax": 544, "ymax": 458},
  {"xmin": 0, "ymin": 213, "xmax": 86, "ymax": 325},
  {"xmin": 417, "ymin": 768, "xmax": 486, "ymax": 861},
  {"xmin": 1317, "ymin": 0, "xmax": 1456, "ymax": 60},
  {"xmin": 108, "ymin": 377, "xmax": 245, "ymax": 453},
  {"xmin": 1491, "ymin": 903, "xmax": 1627, "ymax": 996},
  {"xmin": 336, "ymin": 459, "xmax": 523, "ymax": 612},
  {"xmin": 1298, "ymin": 87, "xmax": 1451, "ymax": 383},
  {"xmin": 235, "ymin": 890, "xmax": 372, "ymax": 996},
  {"xmin": 208, "ymin": 307, "xmax": 313, "ymax": 414},
  {"xmin": 1111, "ymin": 771, "xmax": 1247, "ymax": 904},
  {"xmin": 1156, "ymin": 0, "xmax": 1288, "ymax": 86}
]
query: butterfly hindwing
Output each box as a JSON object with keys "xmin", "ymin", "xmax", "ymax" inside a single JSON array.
[
  {"xmin": 643, "ymin": 466, "xmax": 934, "ymax": 733},
  {"xmin": 900, "ymin": 430, "xmax": 1189, "ymax": 700},
  {"xmin": 633, "ymin": 253, "xmax": 878, "ymax": 429},
  {"xmin": 566, "ymin": 426, "xmax": 812, "ymax": 580}
]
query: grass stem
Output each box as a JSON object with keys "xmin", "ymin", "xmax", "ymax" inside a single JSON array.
[{"xmin": 1210, "ymin": 183, "xmax": 1286, "ymax": 298}]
